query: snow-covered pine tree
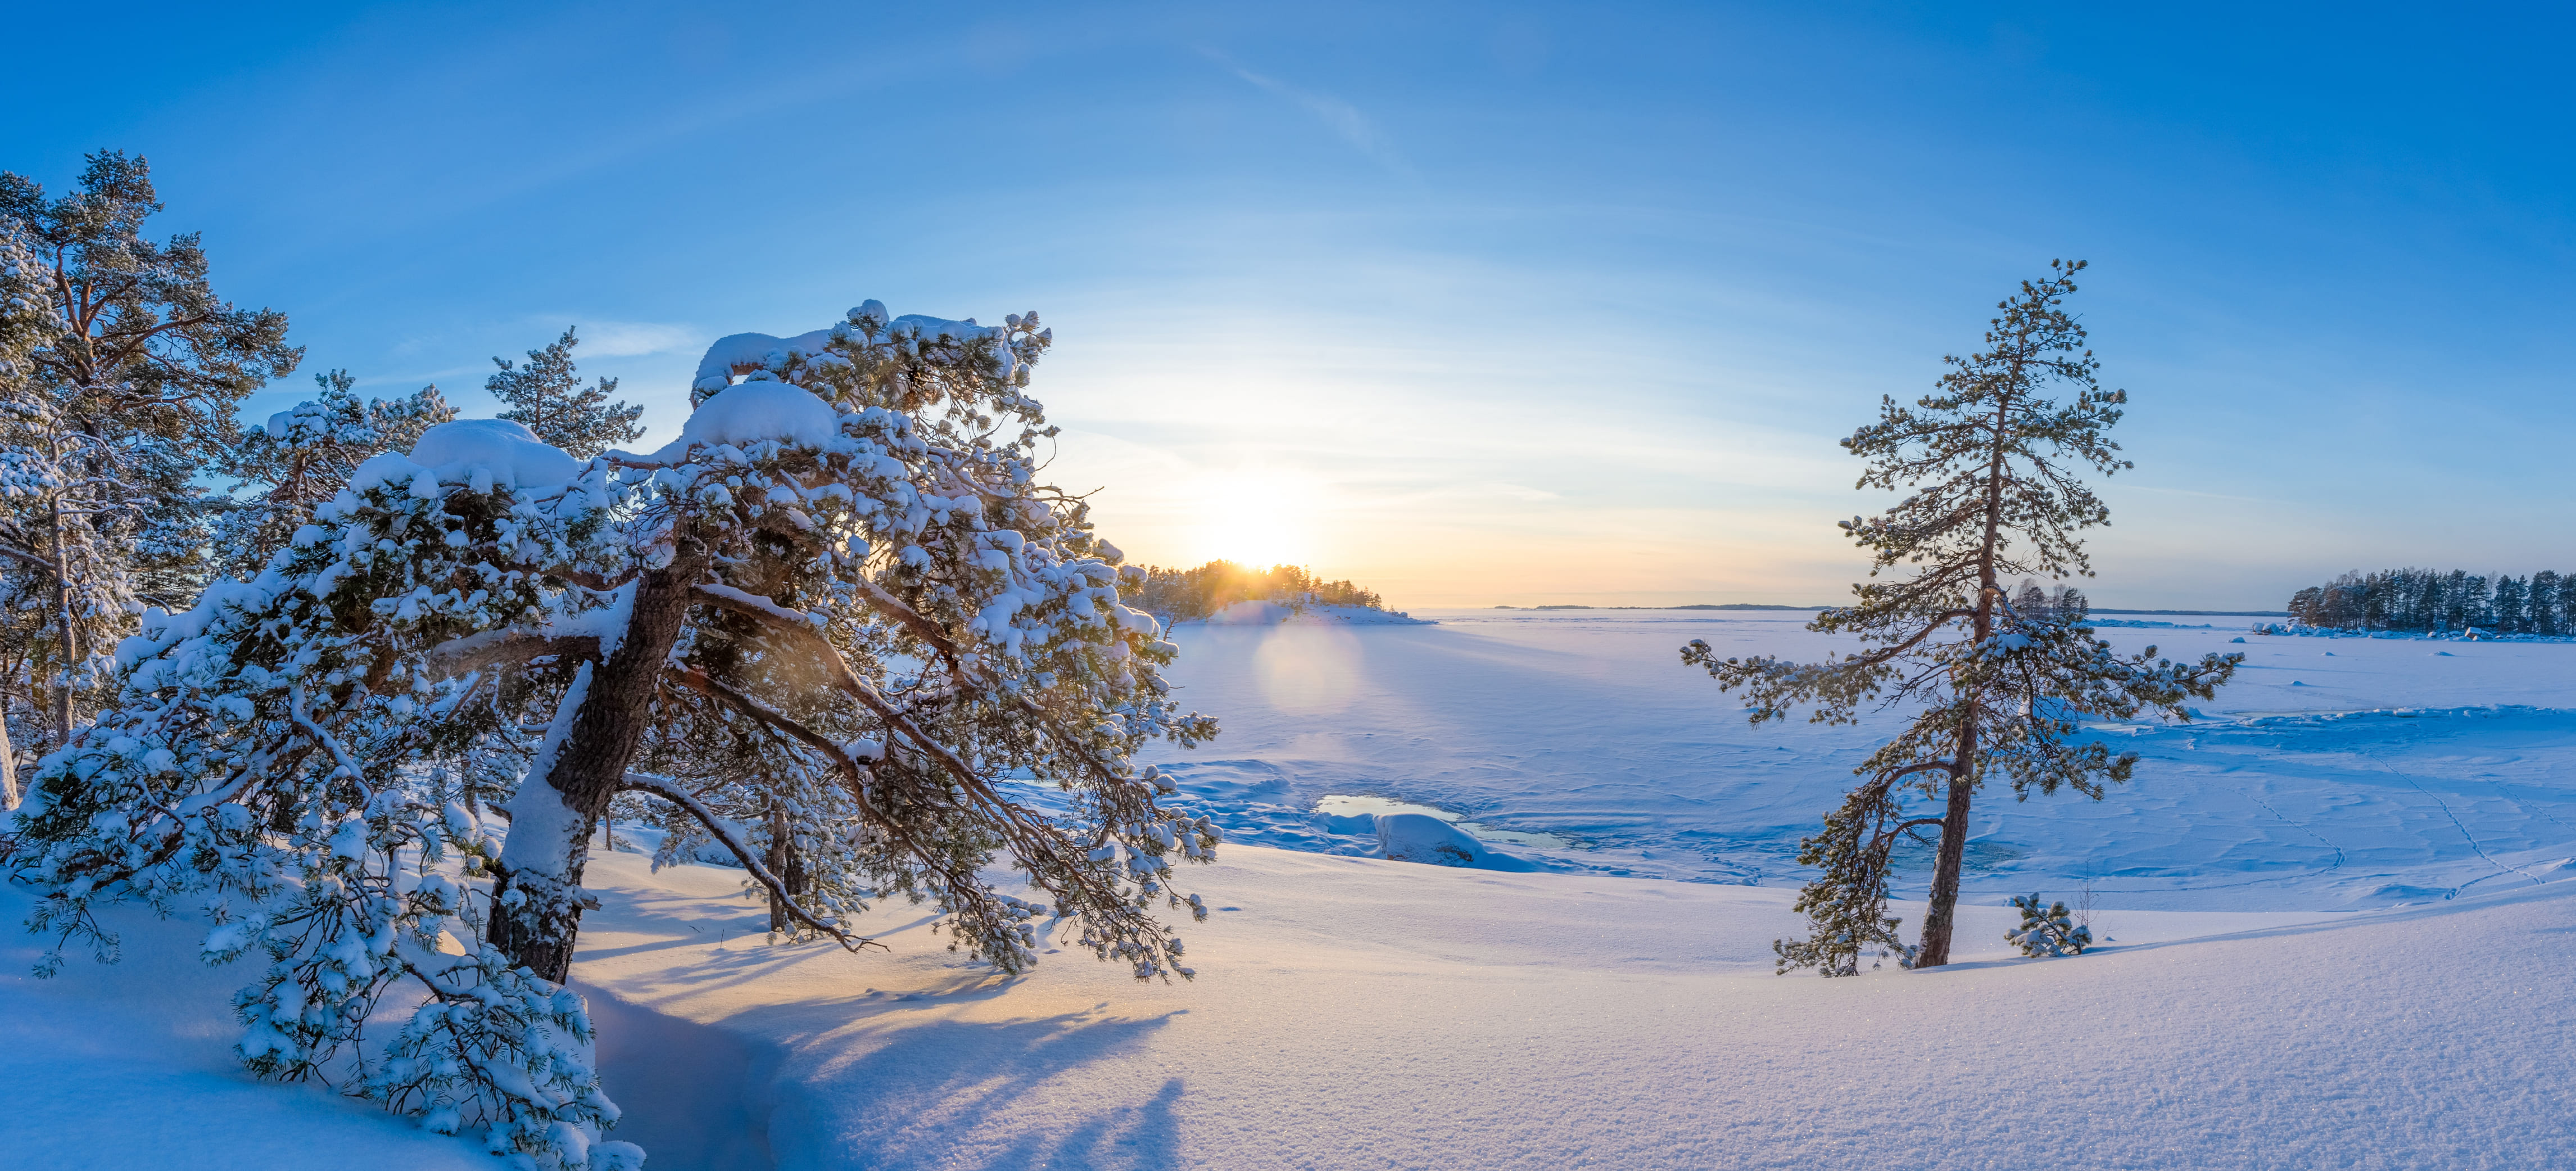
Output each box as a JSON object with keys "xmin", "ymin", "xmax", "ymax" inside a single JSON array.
[
  {"xmin": 214, "ymin": 368, "xmax": 455, "ymax": 576},
  {"xmin": 486, "ymin": 327, "xmax": 644, "ymax": 459},
  {"xmin": 2004, "ymin": 893, "xmax": 2091, "ymax": 957},
  {"xmin": 12, "ymin": 299, "xmax": 1219, "ymax": 1168},
  {"xmin": 0, "ymin": 151, "xmax": 300, "ymax": 754},
  {"xmin": 0, "ymin": 213, "xmax": 58, "ymax": 807},
  {"xmin": 1683, "ymin": 261, "xmax": 2240, "ymax": 974}
]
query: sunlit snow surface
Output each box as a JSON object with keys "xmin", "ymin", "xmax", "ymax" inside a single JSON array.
[{"xmin": 1138, "ymin": 609, "xmax": 2576, "ymax": 910}]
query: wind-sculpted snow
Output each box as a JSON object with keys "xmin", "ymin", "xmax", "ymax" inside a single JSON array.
[{"xmin": 1135, "ymin": 610, "xmax": 2576, "ymax": 911}]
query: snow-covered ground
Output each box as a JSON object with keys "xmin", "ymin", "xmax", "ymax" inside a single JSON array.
[
  {"xmin": 10, "ymin": 608, "xmax": 2575, "ymax": 1168},
  {"xmin": 567, "ymin": 848, "xmax": 2568, "ymax": 1170},
  {"xmin": 0, "ymin": 881, "xmax": 494, "ymax": 1169}
]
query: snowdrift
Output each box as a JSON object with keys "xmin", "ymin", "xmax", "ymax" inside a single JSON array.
[
  {"xmin": 0, "ymin": 883, "xmax": 492, "ymax": 1169},
  {"xmin": 555, "ymin": 847, "xmax": 2573, "ymax": 1170}
]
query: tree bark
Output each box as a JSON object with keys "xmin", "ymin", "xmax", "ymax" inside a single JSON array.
[
  {"xmin": 490, "ymin": 546, "xmax": 705, "ymax": 982},
  {"xmin": 0, "ymin": 691, "xmax": 19, "ymax": 810},
  {"xmin": 47, "ymin": 491, "xmax": 75, "ymax": 747},
  {"xmin": 764, "ymin": 803, "xmax": 808, "ymax": 934},
  {"xmin": 1913, "ymin": 758, "xmax": 1976, "ymax": 967}
]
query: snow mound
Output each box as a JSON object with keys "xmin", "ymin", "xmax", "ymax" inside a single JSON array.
[
  {"xmin": 691, "ymin": 329, "xmax": 837, "ymax": 394},
  {"xmin": 1377, "ymin": 812, "xmax": 1540, "ymax": 871},
  {"xmin": 689, "ymin": 305, "xmax": 1006, "ymax": 394},
  {"xmin": 0, "ymin": 883, "xmax": 489, "ymax": 1169},
  {"xmin": 353, "ymin": 418, "xmax": 582, "ymax": 492},
  {"xmin": 678, "ymin": 381, "xmax": 840, "ymax": 450}
]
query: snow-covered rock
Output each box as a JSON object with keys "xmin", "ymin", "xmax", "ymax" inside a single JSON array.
[{"xmin": 1377, "ymin": 812, "xmax": 1539, "ymax": 871}]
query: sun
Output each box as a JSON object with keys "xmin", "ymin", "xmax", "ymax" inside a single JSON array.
[{"xmin": 1193, "ymin": 472, "xmax": 1314, "ymax": 568}]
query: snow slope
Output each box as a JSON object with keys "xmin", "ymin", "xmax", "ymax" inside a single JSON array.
[
  {"xmin": 564, "ymin": 846, "xmax": 2575, "ymax": 1170},
  {"xmin": 0, "ymin": 883, "xmax": 490, "ymax": 1170},
  {"xmin": 1137, "ymin": 610, "xmax": 2576, "ymax": 910}
]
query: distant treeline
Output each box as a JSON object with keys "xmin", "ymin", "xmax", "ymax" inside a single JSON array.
[
  {"xmin": 1128, "ymin": 560, "xmax": 1385, "ymax": 621},
  {"xmin": 2287, "ymin": 568, "xmax": 2576, "ymax": 634}
]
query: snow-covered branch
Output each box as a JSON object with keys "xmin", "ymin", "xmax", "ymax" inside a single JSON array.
[{"xmin": 616, "ymin": 771, "xmax": 882, "ymax": 952}]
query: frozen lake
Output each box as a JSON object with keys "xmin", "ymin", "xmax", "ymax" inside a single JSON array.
[{"xmin": 1140, "ymin": 608, "xmax": 2576, "ymax": 911}]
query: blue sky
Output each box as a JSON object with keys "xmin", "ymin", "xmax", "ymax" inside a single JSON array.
[{"xmin": 6, "ymin": 2, "xmax": 2573, "ymax": 608}]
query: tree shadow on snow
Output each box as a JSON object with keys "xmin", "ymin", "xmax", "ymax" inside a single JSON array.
[{"xmin": 749, "ymin": 1004, "xmax": 1187, "ymax": 1170}]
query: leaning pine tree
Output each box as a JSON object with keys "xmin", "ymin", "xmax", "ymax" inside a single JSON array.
[
  {"xmin": 11, "ymin": 300, "xmax": 1220, "ymax": 1168},
  {"xmin": 1683, "ymin": 260, "xmax": 2239, "ymax": 974}
]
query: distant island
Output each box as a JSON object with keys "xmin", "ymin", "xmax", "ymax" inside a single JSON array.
[{"xmin": 1131, "ymin": 559, "xmax": 1405, "ymax": 622}]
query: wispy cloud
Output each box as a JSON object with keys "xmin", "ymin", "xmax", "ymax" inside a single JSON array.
[
  {"xmin": 564, "ymin": 319, "xmax": 707, "ymax": 359},
  {"xmin": 1202, "ymin": 49, "xmax": 1413, "ymax": 178}
]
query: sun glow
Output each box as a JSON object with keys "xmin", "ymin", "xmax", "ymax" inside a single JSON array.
[{"xmin": 1192, "ymin": 471, "xmax": 1316, "ymax": 568}]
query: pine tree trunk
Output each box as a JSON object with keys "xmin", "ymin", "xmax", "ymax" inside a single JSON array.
[
  {"xmin": 490, "ymin": 549, "xmax": 706, "ymax": 983},
  {"xmin": 1913, "ymin": 761, "xmax": 1976, "ymax": 967},
  {"xmin": 766, "ymin": 806, "xmax": 791, "ymax": 934},
  {"xmin": 0, "ymin": 695, "xmax": 18, "ymax": 810},
  {"xmin": 47, "ymin": 494, "xmax": 75, "ymax": 748},
  {"xmin": 1914, "ymin": 377, "xmax": 2019, "ymax": 969}
]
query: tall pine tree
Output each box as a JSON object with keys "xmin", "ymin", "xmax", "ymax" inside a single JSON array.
[
  {"xmin": 485, "ymin": 326, "xmax": 643, "ymax": 459},
  {"xmin": 1684, "ymin": 261, "xmax": 2239, "ymax": 973},
  {"xmin": 0, "ymin": 151, "xmax": 299, "ymax": 752}
]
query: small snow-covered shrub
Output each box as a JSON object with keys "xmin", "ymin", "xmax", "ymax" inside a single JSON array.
[{"xmin": 2005, "ymin": 893, "xmax": 2093, "ymax": 958}]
